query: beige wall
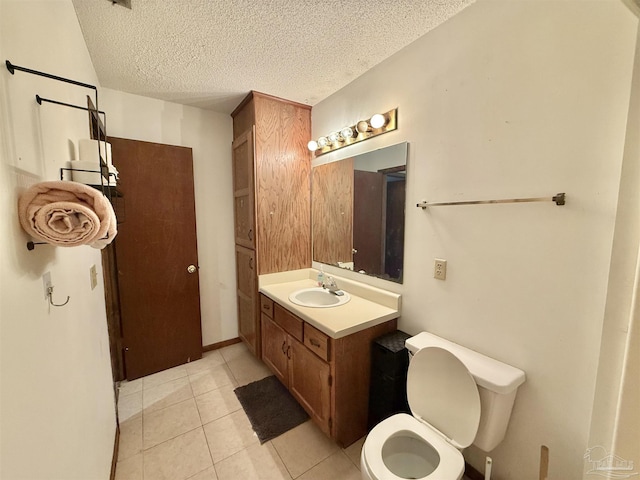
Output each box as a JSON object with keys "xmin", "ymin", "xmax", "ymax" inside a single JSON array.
[
  {"xmin": 311, "ymin": 1, "xmax": 638, "ymax": 478},
  {"xmin": 0, "ymin": 1, "xmax": 116, "ymax": 478},
  {"xmin": 586, "ymin": 22, "xmax": 640, "ymax": 477},
  {"xmin": 99, "ymin": 89, "xmax": 237, "ymax": 346}
]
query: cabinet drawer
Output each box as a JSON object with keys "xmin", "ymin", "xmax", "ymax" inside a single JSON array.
[
  {"xmin": 274, "ymin": 303, "xmax": 303, "ymax": 342},
  {"xmin": 304, "ymin": 323, "xmax": 330, "ymax": 361},
  {"xmin": 260, "ymin": 294, "xmax": 274, "ymax": 318}
]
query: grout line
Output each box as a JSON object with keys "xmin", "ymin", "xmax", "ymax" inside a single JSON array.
[
  {"xmin": 270, "ymin": 440, "xmax": 296, "ymax": 479},
  {"xmin": 141, "ymin": 385, "xmax": 145, "ymax": 480}
]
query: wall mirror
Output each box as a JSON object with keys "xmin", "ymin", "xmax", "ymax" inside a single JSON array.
[{"xmin": 312, "ymin": 142, "xmax": 408, "ymax": 283}]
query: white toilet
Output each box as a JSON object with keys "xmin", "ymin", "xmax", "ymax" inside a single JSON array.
[{"xmin": 361, "ymin": 332, "xmax": 526, "ymax": 480}]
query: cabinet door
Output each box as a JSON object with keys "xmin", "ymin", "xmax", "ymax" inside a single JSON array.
[
  {"xmin": 232, "ymin": 128, "xmax": 255, "ymax": 249},
  {"xmin": 235, "ymin": 245, "xmax": 258, "ymax": 356},
  {"xmin": 289, "ymin": 337, "xmax": 332, "ymax": 436},
  {"xmin": 261, "ymin": 314, "xmax": 289, "ymax": 386}
]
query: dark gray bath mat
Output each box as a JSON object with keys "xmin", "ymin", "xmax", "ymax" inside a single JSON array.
[{"xmin": 234, "ymin": 375, "xmax": 309, "ymax": 443}]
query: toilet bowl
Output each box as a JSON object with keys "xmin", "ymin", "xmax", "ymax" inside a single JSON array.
[
  {"xmin": 361, "ymin": 346, "xmax": 480, "ymax": 480},
  {"xmin": 361, "ymin": 332, "xmax": 526, "ymax": 480}
]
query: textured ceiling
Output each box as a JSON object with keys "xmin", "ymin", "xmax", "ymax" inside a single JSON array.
[{"xmin": 72, "ymin": 0, "xmax": 474, "ymax": 114}]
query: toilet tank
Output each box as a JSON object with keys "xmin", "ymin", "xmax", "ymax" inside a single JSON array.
[{"xmin": 405, "ymin": 332, "xmax": 525, "ymax": 452}]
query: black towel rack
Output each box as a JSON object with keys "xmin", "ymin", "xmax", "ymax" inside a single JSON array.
[{"xmin": 6, "ymin": 60, "xmax": 120, "ymax": 250}]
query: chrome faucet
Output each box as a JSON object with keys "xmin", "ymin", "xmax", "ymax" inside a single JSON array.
[{"xmin": 322, "ymin": 276, "xmax": 344, "ymax": 296}]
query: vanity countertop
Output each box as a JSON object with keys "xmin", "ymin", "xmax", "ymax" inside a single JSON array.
[{"xmin": 258, "ymin": 269, "xmax": 401, "ymax": 339}]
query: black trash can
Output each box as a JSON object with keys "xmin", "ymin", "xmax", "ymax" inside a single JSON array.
[{"xmin": 368, "ymin": 330, "xmax": 411, "ymax": 430}]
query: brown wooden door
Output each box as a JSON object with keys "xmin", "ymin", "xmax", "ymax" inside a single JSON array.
[
  {"xmin": 353, "ymin": 170, "xmax": 384, "ymax": 275},
  {"xmin": 235, "ymin": 244, "xmax": 258, "ymax": 356},
  {"xmin": 289, "ymin": 337, "xmax": 332, "ymax": 436},
  {"xmin": 232, "ymin": 128, "xmax": 255, "ymax": 249},
  {"xmin": 110, "ymin": 137, "xmax": 202, "ymax": 380}
]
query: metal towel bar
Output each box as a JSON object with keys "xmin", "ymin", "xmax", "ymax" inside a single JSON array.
[{"xmin": 416, "ymin": 193, "xmax": 565, "ymax": 209}]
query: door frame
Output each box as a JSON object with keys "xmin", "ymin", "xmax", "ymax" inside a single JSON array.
[{"xmin": 87, "ymin": 96, "xmax": 126, "ymax": 382}]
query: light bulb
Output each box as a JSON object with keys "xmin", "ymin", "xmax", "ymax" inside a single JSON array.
[
  {"xmin": 340, "ymin": 127, "xmax": 354, "ymax": 139},
  {"xmin": 307, "ymin": 140, "xmax": 318, "ymax": 151},
  {"xmin": 356, "ymin": 120, "xmax": 369, "ymax": 133},
  {"xmin": 328, "ymin": 131, "xmax": 340, "ymax": 144},
  {"xmin": 370, "ymin": 113, "xmax": 386, "ymax": 129},
  {"xmin": 317, "ymin": 137, "xmax": 328, "ymax": 148}
]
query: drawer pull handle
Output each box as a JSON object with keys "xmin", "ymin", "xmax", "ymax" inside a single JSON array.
[
  {"xmin": 281, "ymin": 341, "xmax": 287, "ymax": 355},
  {"xmin": 309, "ymin": 338, "xmax": 321, "ymax": 348},
  {"xmin": 287, "ymin": 345, "xmax": 291, "ymax": 359},
  {"xmin": 264, "ymin": 305, "xmax": 271, "ymax": 310}
]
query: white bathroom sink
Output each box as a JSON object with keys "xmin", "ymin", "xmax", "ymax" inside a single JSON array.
[{"xmin": 288, "ymin": 287, "xmax": 351, "ymax": 308}]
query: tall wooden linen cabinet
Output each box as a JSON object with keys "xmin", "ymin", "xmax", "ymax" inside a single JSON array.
[{"xmin": 231, "ymin": 91, "xmax": 312, "ymax": 357}]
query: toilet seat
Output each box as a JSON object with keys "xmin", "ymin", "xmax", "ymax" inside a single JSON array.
[
  {"xmin": 362, "ymin": 347, "xmax": 481, "ymax": 480},
  {"xmin": 362, "ymin": 413, "xmax": 465, "ymax": 480}
]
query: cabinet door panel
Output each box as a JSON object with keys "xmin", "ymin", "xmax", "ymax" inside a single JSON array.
[
  {"xmin": 235, "ymin": 245, "xmax": 258, "ymax": 356},
  {"xmin": 261, "ymin": 314, "xmax": 289, "ymax": 386},
  {"xmin": 289, "ymin": 338, "xmax": 331, "ymax": 435},
  {"xmin": 232, "ymin": 128, "xmax": 255, "ymax": 249}
]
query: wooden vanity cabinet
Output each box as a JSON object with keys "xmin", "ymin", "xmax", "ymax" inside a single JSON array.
[
  {"xmin": 231, "ymin": 92, "xmax": 311, "ymax": 358},
  {"xmin": 261, "ymin": 300, "xmax": 332, "ymax": 435},
  {"xmin": 260, "ymin": 294, "xmax": 397, "ymax": 447}
]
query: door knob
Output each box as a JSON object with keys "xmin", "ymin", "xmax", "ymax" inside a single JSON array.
[{"xmin": 187, "ymin": 265, "xmax": 197, "ymax": 274}]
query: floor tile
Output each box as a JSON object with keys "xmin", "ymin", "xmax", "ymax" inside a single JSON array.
[
  {"xmin": 143, "ymin": 397, "xmax": 202, "ymax": 449},
  {"xmin": 143, "ymin": 364, "xmax": 188, "ymax": 390},
  {"xmin": 143, "ymin": 376, "xmax": 193, "ymax": 413},
  {"xmin": 118, "ymin": 416, "xmax": 142, "ymax": 461},
  {"xmin": 118, "ymin": 390, "xmax": 143, "ymax": 423},
  {"xmin": 225, "ymin": 351, "xmax": 272, "ymax": 386},
  {"xmin": 189, "ymin": 363, "xmax": 236, "ymax": 397},
  {"xmin": 195, "ymin": 384, "xmax": 242, "ymax": 425},
  {"xmin": 218, "ymin": 342, "xmax": 250, "ymax": 363},
  {"xmin": 185, "ymin": 350, "xmax": 226, "ymax": 376},
  {"xmin": 215, "ymin": 442, "xmax": 291, "ymax": 480},
  {"xmin": 271, "ymin": 420, "xmax": 340, "ymax": 478},
  {"xmin": 186, "ymin": 466, "xmax": 218, "ymax": 480},
  {"xmin": 114, "ymin": 452, "xmax": 143, "ymax": 480},
  {"xmin": 203, "ymin": 409, "xmax": 259, "ymax": 463},
  {"xmin": 343, "ymin": 436, "xmax": 365, "ymax": 470},
  {"xmin": 297, "ymin": 451, "xmax": 360, "ymax": 480},
  {"xmin": 118, "ymin": 378, "xmax": 143, "ymax": 397},
  {"xmin": 143, "ymin": 428, "xmax": 213, "ymax": 480}
]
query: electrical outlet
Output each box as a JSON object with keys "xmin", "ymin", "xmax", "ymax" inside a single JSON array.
[
  {"xmin": 434, "ymin": 259, "xmax": 447, "ymax": 280},
  {"xmin": 43, "ymin": 271, "xmax": 52, "ymax": 299},
  {"xmin": 90, "ymin": 265, "xmax": 98, "ymax": 290}
]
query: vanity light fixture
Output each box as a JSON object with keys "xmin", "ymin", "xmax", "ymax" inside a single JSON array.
[
  {"xmin": 340, "ymin": 126, "xmax": 354, "ymax": 139},
  {"xmin": 369, "ymin": 113, "xmax": 386, "ymax": 129},
  {"xmin": 307, "ymin": 108, "xmax": 397, "ymax": 156},
  {"xmin": 356, "ymin": 121, "xmax": 370, "ymax": 134}
]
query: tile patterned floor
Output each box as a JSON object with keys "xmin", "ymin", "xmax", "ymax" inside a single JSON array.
[{"xmin": 114, "ymin": 342, "xmax": 363, "ymax": 480}]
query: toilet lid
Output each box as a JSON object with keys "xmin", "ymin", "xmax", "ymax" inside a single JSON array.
[{"xmin": 407, "ymin": 346, "xmax": 481, "ymax": 449}]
